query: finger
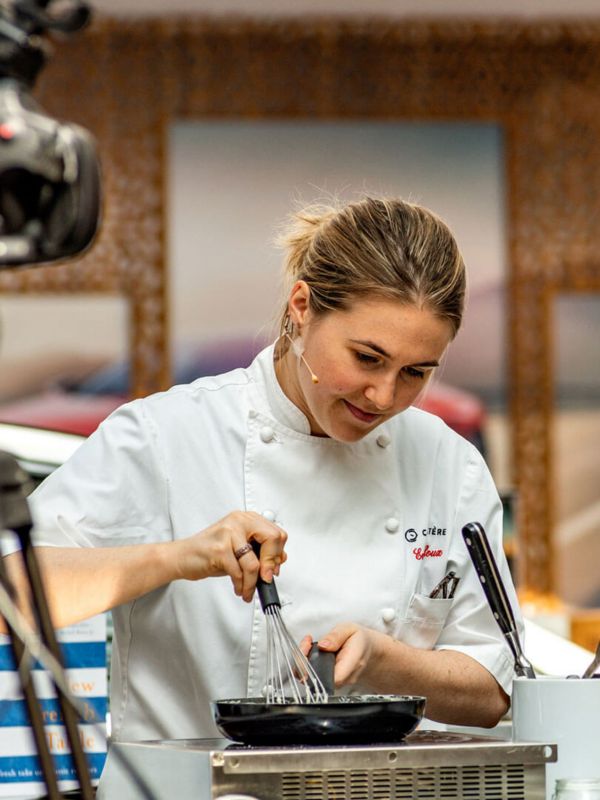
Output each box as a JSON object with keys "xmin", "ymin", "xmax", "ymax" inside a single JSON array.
[
  {"xmin": 299, "ymin": 635, "xmax": 313, "ymax": 658},
  {"xmin": 318, "ymin": 623, "xmax": 357, "ymax": 652},
  {"xmin": 230, "ymin": 537, "xmax": 259, "ymax": 602},
  {"xmin": 274, "ymin": 551, "xmax": 287, "ymax": 576},
  {"xmin": 226, "ymin": 549, "xmax": 245, "ymax": 598},
  {"xmin": 249, "ymin": 525, "xmax": 288, "ymax": 582},
  {"xmin": 239, "ymin": 549, "xmax": 260, "ymax": 603}
]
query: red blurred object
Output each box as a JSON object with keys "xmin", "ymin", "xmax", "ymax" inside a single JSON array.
[
  {"xmin": 0, "ymin": 391, "xmax": 123, "ymax": 436},
  {"xmin": 416, "ymin": 382, "xmax": 486, "ymax": 445}
]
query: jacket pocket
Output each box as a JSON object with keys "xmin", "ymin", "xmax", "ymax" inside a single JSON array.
[{"xmin": 396, "ymin": 593, "xmax": 454, "ymax": 650}]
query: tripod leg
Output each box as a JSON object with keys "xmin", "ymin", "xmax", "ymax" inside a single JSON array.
[
  {"xmin": 0, "ymin": 554, "xmax": 63, "ymax": 800},
  {"xmin": 18, "ymin": 529, "xmax": 95, "ymax": 800}
]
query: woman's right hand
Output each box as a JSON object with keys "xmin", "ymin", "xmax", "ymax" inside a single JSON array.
[{"xmin": 173, "ymin": 511, "xmax": 288, "ymax": 602}]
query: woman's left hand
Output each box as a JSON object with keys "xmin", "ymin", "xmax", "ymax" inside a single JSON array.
[{"xmin": 300, "ymin": 623, "xmax": 378, "ymax": 688}]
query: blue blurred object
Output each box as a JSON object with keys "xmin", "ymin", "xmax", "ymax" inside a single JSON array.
[{"xmin": 69, "ymin": 338, "xmax": 266, "ymax": 396}]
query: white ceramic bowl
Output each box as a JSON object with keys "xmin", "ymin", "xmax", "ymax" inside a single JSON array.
[{"xmin": 512, "ymin": 676, "xmax": 600, "ymax": 799}]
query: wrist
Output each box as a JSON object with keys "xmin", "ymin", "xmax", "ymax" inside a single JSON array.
[
  {"xmin": 157, "ymin": 539, "xmax": 189, "ymax": 582},
  {"xmin": 168, "ymin": 537, "xmax": 210, "ymax": 582},
  {"xmin": 365, "ymin": 630, "xmax": 405, "ymax": 690}
]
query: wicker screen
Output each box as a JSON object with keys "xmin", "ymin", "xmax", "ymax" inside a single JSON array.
[{"xmin": 2, "ymin": 16, "xmax": 600, "ymax": 592}]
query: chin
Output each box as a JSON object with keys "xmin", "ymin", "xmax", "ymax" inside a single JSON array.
[
  {"xmin": 310, "ymin": 403, "xmax": 386, "ymax": 442},
  {"xmin": 324, "ymin": 419, "xmax": 379, "ymax": 444}
]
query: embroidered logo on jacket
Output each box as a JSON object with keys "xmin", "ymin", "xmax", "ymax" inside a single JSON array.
[
  {"xmin": 413, "ymin": 544, "xmax": 443, "ymax": 560},
  {"xmin": 405, "ymin": 526, "xmax": 447, "ymax": 543}
]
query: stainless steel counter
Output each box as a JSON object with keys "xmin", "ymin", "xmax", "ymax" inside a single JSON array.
[{"xmin": 98, "ymin": 729, "xmax": 556, "ymax": 800}]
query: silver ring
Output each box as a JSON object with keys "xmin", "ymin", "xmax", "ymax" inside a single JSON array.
[{"xmin": 234, "ymin": 543, "xmax": 253, "ymax": 560}]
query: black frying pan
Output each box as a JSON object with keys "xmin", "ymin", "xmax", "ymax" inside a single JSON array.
[
  {"xmin": 213, "ymin": 644, "xmax": 425, "ymax": 745},
  {"xmin": 213, "ymin": 550, "xmax": 426, "ymax": 745},
  {"xmin": 211, "ymin": 694, "xmax": 426, "ymax": 745}
]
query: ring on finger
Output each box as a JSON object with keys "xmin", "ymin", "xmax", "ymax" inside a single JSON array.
[{"xmin": 234, "ymin": 543, "xmax": 253, "ymax": 560}]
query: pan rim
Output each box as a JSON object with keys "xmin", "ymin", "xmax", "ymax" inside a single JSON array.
[{"xmin": 213, "ymin": 694, "xmax": 426, "ymax": 707}]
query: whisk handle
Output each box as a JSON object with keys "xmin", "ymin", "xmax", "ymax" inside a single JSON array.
[
  {"xmin": 309, "ymin": 643, "xmax": 336, "ymax": 695},
  {"xmin": 251, "ymin": 539, "xmax": 281, "ymax": 611}
]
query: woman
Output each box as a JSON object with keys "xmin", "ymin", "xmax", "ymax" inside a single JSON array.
[{"xmin": 5, "ymin": 196, "xmax": 518, "ymax": 743}]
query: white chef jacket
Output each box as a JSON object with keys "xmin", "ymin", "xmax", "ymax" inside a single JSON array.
[{"xmin": 28, "ymin": 344, "xmax": 519, "ymax": 743}]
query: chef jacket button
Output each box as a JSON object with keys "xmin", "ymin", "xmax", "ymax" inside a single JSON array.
[
  {"xmin": 385, "ymin": 517, "xmax": 400, "ymax": 533},
  {"xmin": 262, "ymin": 509, "xmax": 276, "ymax": 522},
  {"xmin": 260, "ymin": 426, "xmax": 275, "ymax": 443},
  {"xmin": 381, "ymin": 607, "xmax": 397, "ymax": 623},
  {"xmin": 249, "ymin": 409, "xmax": 258, "ymax": 419},
  {"xmin": 376, "ymin": 433, "xmax": 391, "ymax": 448}
]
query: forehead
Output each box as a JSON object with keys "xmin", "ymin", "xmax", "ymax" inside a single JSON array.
[
  {"xmin": 322, "ymin": 297, "xmax": 453, "ymax": 344},
  {"xmin": 321, "ymin": 297, "xmax": 453, "ymax": 360}
]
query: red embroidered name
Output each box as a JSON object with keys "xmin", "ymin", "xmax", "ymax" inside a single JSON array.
[{"xmin": 413, "ymin": 545, "xmax": 443, "ymax": 560}]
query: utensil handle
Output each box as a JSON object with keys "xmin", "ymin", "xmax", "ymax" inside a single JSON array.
[
  {"xmin": 462, "ymin": 522, "xmax": 517, "ymax": 632},
  {"xmin": 582, "ymin": 641, "xmax": 600, "ymax": 679},
  {"xmin": 251, "ymin": 540, "xmax": 281, "ymax": 610},
  {"xmin": 309, "ymin": 642, "xmax": 336, "ymax": 695},
  {"xmin": 462, "ymin": 522, "xmax": 536, "ymax": 679}
]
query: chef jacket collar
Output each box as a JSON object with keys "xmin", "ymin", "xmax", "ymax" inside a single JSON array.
[{"xmin": 250, "ymin": 343, "xmax": 313, "ymax": 435}]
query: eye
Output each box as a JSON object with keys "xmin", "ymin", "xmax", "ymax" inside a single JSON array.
[
  {"xmin": 354, "ymin": 351, "xmax": 381, "ymax": 366},
  {"xmin": 403, "ymin": 366, "xmax": 426, "ymax": 379}
]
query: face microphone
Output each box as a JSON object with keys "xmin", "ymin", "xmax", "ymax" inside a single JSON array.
[{"xmin": 286, "ymin": 333, "xmax": 319, "ymax": 384}]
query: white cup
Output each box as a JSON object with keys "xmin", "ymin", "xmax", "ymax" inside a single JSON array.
[{"xmin": 512, "ymin": 676, "xmax": 600, "ymax": 800}]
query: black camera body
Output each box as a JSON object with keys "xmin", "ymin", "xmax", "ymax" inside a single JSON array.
[{"xmin": 0, "ymin": 0, "xmax": 100, "ymax": 267}]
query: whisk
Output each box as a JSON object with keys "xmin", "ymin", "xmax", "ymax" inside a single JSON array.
[{"xmin": 253, "ymin": 543, "xmax": 329, "ymax": 704}]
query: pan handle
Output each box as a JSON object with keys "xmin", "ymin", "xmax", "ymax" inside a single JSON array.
[{"xmin": 462, "ymin": 522, "xmax": 536, "ymax": 679}]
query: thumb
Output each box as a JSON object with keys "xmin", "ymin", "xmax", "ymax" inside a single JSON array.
[{"xmin": 317, "ymin": 623, "xmax": 357, "ymax": 652}]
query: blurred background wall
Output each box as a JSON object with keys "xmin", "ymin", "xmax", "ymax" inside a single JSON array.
[{"xmin": 1, "ymin": 4, "xmax": 599, "ymax": 628}]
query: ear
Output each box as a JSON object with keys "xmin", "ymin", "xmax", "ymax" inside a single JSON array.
[{"xmin": 287, "ymin": 280, "xmax": 312, "ymax": 329}]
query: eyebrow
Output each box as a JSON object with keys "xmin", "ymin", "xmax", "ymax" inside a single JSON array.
[{"xmin": 349, "ymin": 339, "xmax": 440, "ymax": 368}]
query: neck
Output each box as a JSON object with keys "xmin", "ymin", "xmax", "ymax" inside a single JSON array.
[
  {"xmin": 274, "ymin": 339, "xmax": 302, "ymax": 408},
  {"xmin": 273, "ymin": 340, "xmax": 320, "ymax": 433}
]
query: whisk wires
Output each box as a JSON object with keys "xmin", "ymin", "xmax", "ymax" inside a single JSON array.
[
  {"xmin": 264, "ymin": 605, "xmax": 328, "ymax": 704},
  {"xmin": 251, "ymin": 539, "xmax": 329, "ymax": 704}
]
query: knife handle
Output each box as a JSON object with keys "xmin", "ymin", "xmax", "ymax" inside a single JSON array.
[
  {"xmin": 462, "ymin": 522, "xmax": 517, "ymax": 634},
  {"xmin": 462, "ymin": 522, "xmax": 536, "ymax": 679}
]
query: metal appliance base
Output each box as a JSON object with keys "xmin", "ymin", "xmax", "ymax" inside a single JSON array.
[{"xmin": 98, "ymin": 729, "xmax": 556, "ymax": 800}]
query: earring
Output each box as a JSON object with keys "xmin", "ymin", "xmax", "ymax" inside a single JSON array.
[{"xmin": 280, "ymin": 313, "xmax": 319, "ymax": 383}]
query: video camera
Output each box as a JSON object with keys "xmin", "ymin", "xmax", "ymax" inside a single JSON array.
[{"xmin": 0, "ymin": 0, "xmax": 100, "ymax": 267}]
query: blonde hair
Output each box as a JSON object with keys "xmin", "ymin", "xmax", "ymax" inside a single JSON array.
[{"xmin": 278, "ymin": 196, "xmax": 466, "ymax": 338}]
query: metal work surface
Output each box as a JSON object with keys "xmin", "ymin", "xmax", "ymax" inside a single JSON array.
[{"xmin": 99, "ymin": 730, "xmax": 556, "ymax": 800}]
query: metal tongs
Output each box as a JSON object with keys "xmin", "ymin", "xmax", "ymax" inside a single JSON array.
[{"xmin": 462, "ymin": 522, "xmax": 536, "ymax": 679}]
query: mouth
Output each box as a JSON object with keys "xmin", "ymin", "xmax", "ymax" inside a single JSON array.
[{"xmin": 344, "ymin": 400, "xmax": 380, "ymax": 424}]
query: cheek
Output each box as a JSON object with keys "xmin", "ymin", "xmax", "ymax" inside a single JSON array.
[{"xmin": 317, "ymin": 359, "xmax": 360, "ymax": 395}]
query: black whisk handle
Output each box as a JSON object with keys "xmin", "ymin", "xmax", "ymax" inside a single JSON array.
[
  {"xmin": 309, "ymin": 643, "xmax": 336, "ymax": 695},
  {"xmin": 251, "ymin": 539, "xmax": 281, "ymax": 611}
]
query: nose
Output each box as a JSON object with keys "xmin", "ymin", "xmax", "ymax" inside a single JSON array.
[{"xmin": 364, "ymin": 376, "xmax": 396, "ymax": 411}]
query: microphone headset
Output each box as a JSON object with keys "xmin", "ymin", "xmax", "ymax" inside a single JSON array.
[{"xmin": 285, "ymin": 332, "xmax": 319, "ymax": 384}]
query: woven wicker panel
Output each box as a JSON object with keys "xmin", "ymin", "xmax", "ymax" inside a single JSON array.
[{"xmin": 2, "ymin": 17, "xmax": 600, "ymax": 591}]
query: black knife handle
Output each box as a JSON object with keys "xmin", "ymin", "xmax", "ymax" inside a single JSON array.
[
  {"xmin": 462, "ymin": 522, "xmax": 536, "ymax": 679},
  {"xmin": 462, "ymin": 522, "xmax": 517, "ymax": 634},
  {"xmin": 251, "ymin": 539, "xmax": 281, "ymax": 611}
]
